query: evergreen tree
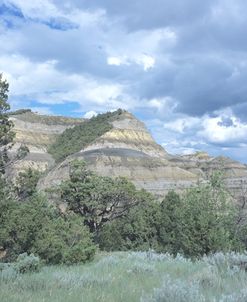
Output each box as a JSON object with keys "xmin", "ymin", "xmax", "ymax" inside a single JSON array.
[
  {"xmin": 0, "ymin": 74, "xmax": 14, "ymax": 174},
  {"xmin": 0, "ymin": 193, "xmax": 96, "ymax": 264},
  {"xmin": 98, "ymin": 195, "xmax": 161, "ymax": 251},
  {"xmin": 172, "ymin": 174, "xmax": 242, "ymax": 257},
  {"xmin": 15, "ymin": 168, "xmax": 41, "ymax": 200},
  {"xmin": 159, "ymin": 191, "xmax": 183, "ymax": 254}
]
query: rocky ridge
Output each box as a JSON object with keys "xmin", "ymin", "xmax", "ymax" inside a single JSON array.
[{"xmin": 8, "ymin": 109, "xmax": 247, "ymax": 197}]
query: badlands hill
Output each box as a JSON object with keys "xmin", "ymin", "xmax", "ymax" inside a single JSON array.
[{"xmin": 8, "ymin": 109, "xmax": 247, "ymax": 197}]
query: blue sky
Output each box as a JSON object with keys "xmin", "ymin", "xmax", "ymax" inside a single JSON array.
[{"xmin": 1, "ymin": 0, "xmax": 247, "ymax": 163}]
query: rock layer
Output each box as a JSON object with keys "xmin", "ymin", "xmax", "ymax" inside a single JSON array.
[
  {"xmin": 38, "ymin": 148, "xmax": 198, "ymax": 195},
  {"xmin": 171, "ymin": 153, "xmax": 247, "ymax": 197},
  {"xmin": 7, "ymin": 111, "xmax": 82, "ymax": 177},
  {"xmin": 83, "ymin": 111, "xmax": 168, "ymax": 158},
  {"xmin": 7, "ymin": 110, "xmax": 247, "ymax": 197}
]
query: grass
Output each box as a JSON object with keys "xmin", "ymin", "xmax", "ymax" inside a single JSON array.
[{"xmin": 1, "ymin": 251, "xmax": 247, "ymax": 302}]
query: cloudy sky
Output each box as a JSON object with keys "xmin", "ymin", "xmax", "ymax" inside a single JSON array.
[{"xmin": 1, "ymin": 0, "xmax": 247, "ymax": 163}]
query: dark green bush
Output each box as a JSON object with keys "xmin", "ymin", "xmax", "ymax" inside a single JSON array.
[
  {"xmin": 97, "ymin": 194, "xmax": 161, "ymax": 251},
  {"xmin": 159, "ymin": 190, "xmax": 184, "ymax": 255},
  {"xmin": 0, "ymin": 193, "xmax": 96, "ymax": 264},
  {"xmin": 32, "ymin": 215, "xmax": 96, "ymax": 264}
]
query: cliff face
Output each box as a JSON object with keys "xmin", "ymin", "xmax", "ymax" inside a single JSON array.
[
  {"xmin": 7, "ymin": 111, "xmax": 83, "ymax": 177},
  {"xmin": 38, "ymin": 148, "xmax": 198, "ymax": 196},
  {"xmin": 8, "ymin": 110, "xmax": 247, "ymax": 197},
  {"xmin": 36, "ymin": 110, "xmax": 199, "ymax": 195},
  {"xmin": 83, "ymin": 111, "xmax": 168, "ymax": 158}
]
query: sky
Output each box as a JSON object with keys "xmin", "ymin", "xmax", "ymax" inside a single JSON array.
[{"xmin": 1, "ymin": 0, "xmax": 247, "ymax": 163}]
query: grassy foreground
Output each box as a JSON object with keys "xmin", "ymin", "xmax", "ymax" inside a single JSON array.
[{"xmin": 1, "ymin": 251, "xmax": 247, "ymax": 302}]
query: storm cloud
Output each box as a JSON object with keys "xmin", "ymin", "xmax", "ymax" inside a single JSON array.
[{"xmin": 1, "ymin": 0, "xmax": 247, "ymax": 162}]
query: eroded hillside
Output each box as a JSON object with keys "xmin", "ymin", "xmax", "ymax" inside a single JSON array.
[
  {"xmin": 8, "ymin": 109, "xmax": 247, "ymax": 197},
  {"xmin": 8, "ymin": 110, "xmax": 83, "ymax": 177}
]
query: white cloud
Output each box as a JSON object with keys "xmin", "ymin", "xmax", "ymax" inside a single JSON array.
[
  {"xmin": 105, "ymin": 27, "xmax": 176, "ymax": 71},
  {"xmin": 147, "ymin": 97, "xmax": 177, "ymax": 115},
  {"xmin": 148, "ymin": 98, "xmax": 164, "ymax": 111},
  {"xmin": 163, "ymin": 116, "xmax": 200, "ymax": 133},
  {"xmin": 200, "ymin": 115, "xmax": 247, "ymax": 144},
  {"xmin": 135, "ymin": 54, "xmax": 155, "ymax": 71},
  {"xmin": 162, "ymin": 140, "xmax": 199, "ymax": 155},
  {"xmin": 107, "ymin": 54, "xmax": 155, "ymax": 70},
  {"xmin": 107, "ymin": 56, "xmax": 123, "ymax": 66},
  {"xmin": 0, "ymin": 54, "xmax": 136, "ymax": 112},
  {"xmin": 84, "ymin": 83, "xmax": 121, "ymax": 105},
  {"xmin": 0, "ymin": 55, "xmax": 61, "ymax": 95},
  {"xmin": 1, "ymin": 0, "xmax": 247, "ymax": 164},
  {"xmin": 83, "ymin": 111, "xmax": 97, "ymax": 119}
]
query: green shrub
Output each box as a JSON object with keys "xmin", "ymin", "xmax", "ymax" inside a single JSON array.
[
  {"xmin": 0, "ymin": 253, "xmax": 41, "ymax": 281},
  {"xmin": 0, "ymin": 193, "xmax": 96, "ymax": 264},
  {"xmin": 204, "ymin": 252, "xmax": 247, "ymax": 272},
  {"xmin": 62, "ymin": 242, "xmax": 96, "ymax": 265},
  {"xmin": 141, "ymin": 277, "xmax": 205, "ymax": 302},
  {"xmin": 33, "ymin": 215, "xmax": 96, "ymax": 265},
  {"xmin": 14, "ymin": 253, "xmax": 41, "ymax": 274},
  {"xmin": 0, "ymin": 264, "xmax": 18, "ymax": 282}
]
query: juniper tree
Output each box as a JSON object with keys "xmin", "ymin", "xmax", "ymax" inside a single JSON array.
[
  {"xmin": 60, "ymin": 160, "xmax": 141, "ymax": 233},
  {"xmin": 0, "ymin": 74, "xmax": 15, "ymax": 174}
]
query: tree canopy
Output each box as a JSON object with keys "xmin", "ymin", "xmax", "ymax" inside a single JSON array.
[{"xmin": 60, "ymin": 159, "xmax": 143, "ymax": 233}]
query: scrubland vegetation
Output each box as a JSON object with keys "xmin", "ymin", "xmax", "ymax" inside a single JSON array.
[{"xmin": 1, "ymin": 251, "xmax": 247, "ymax": 302}]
